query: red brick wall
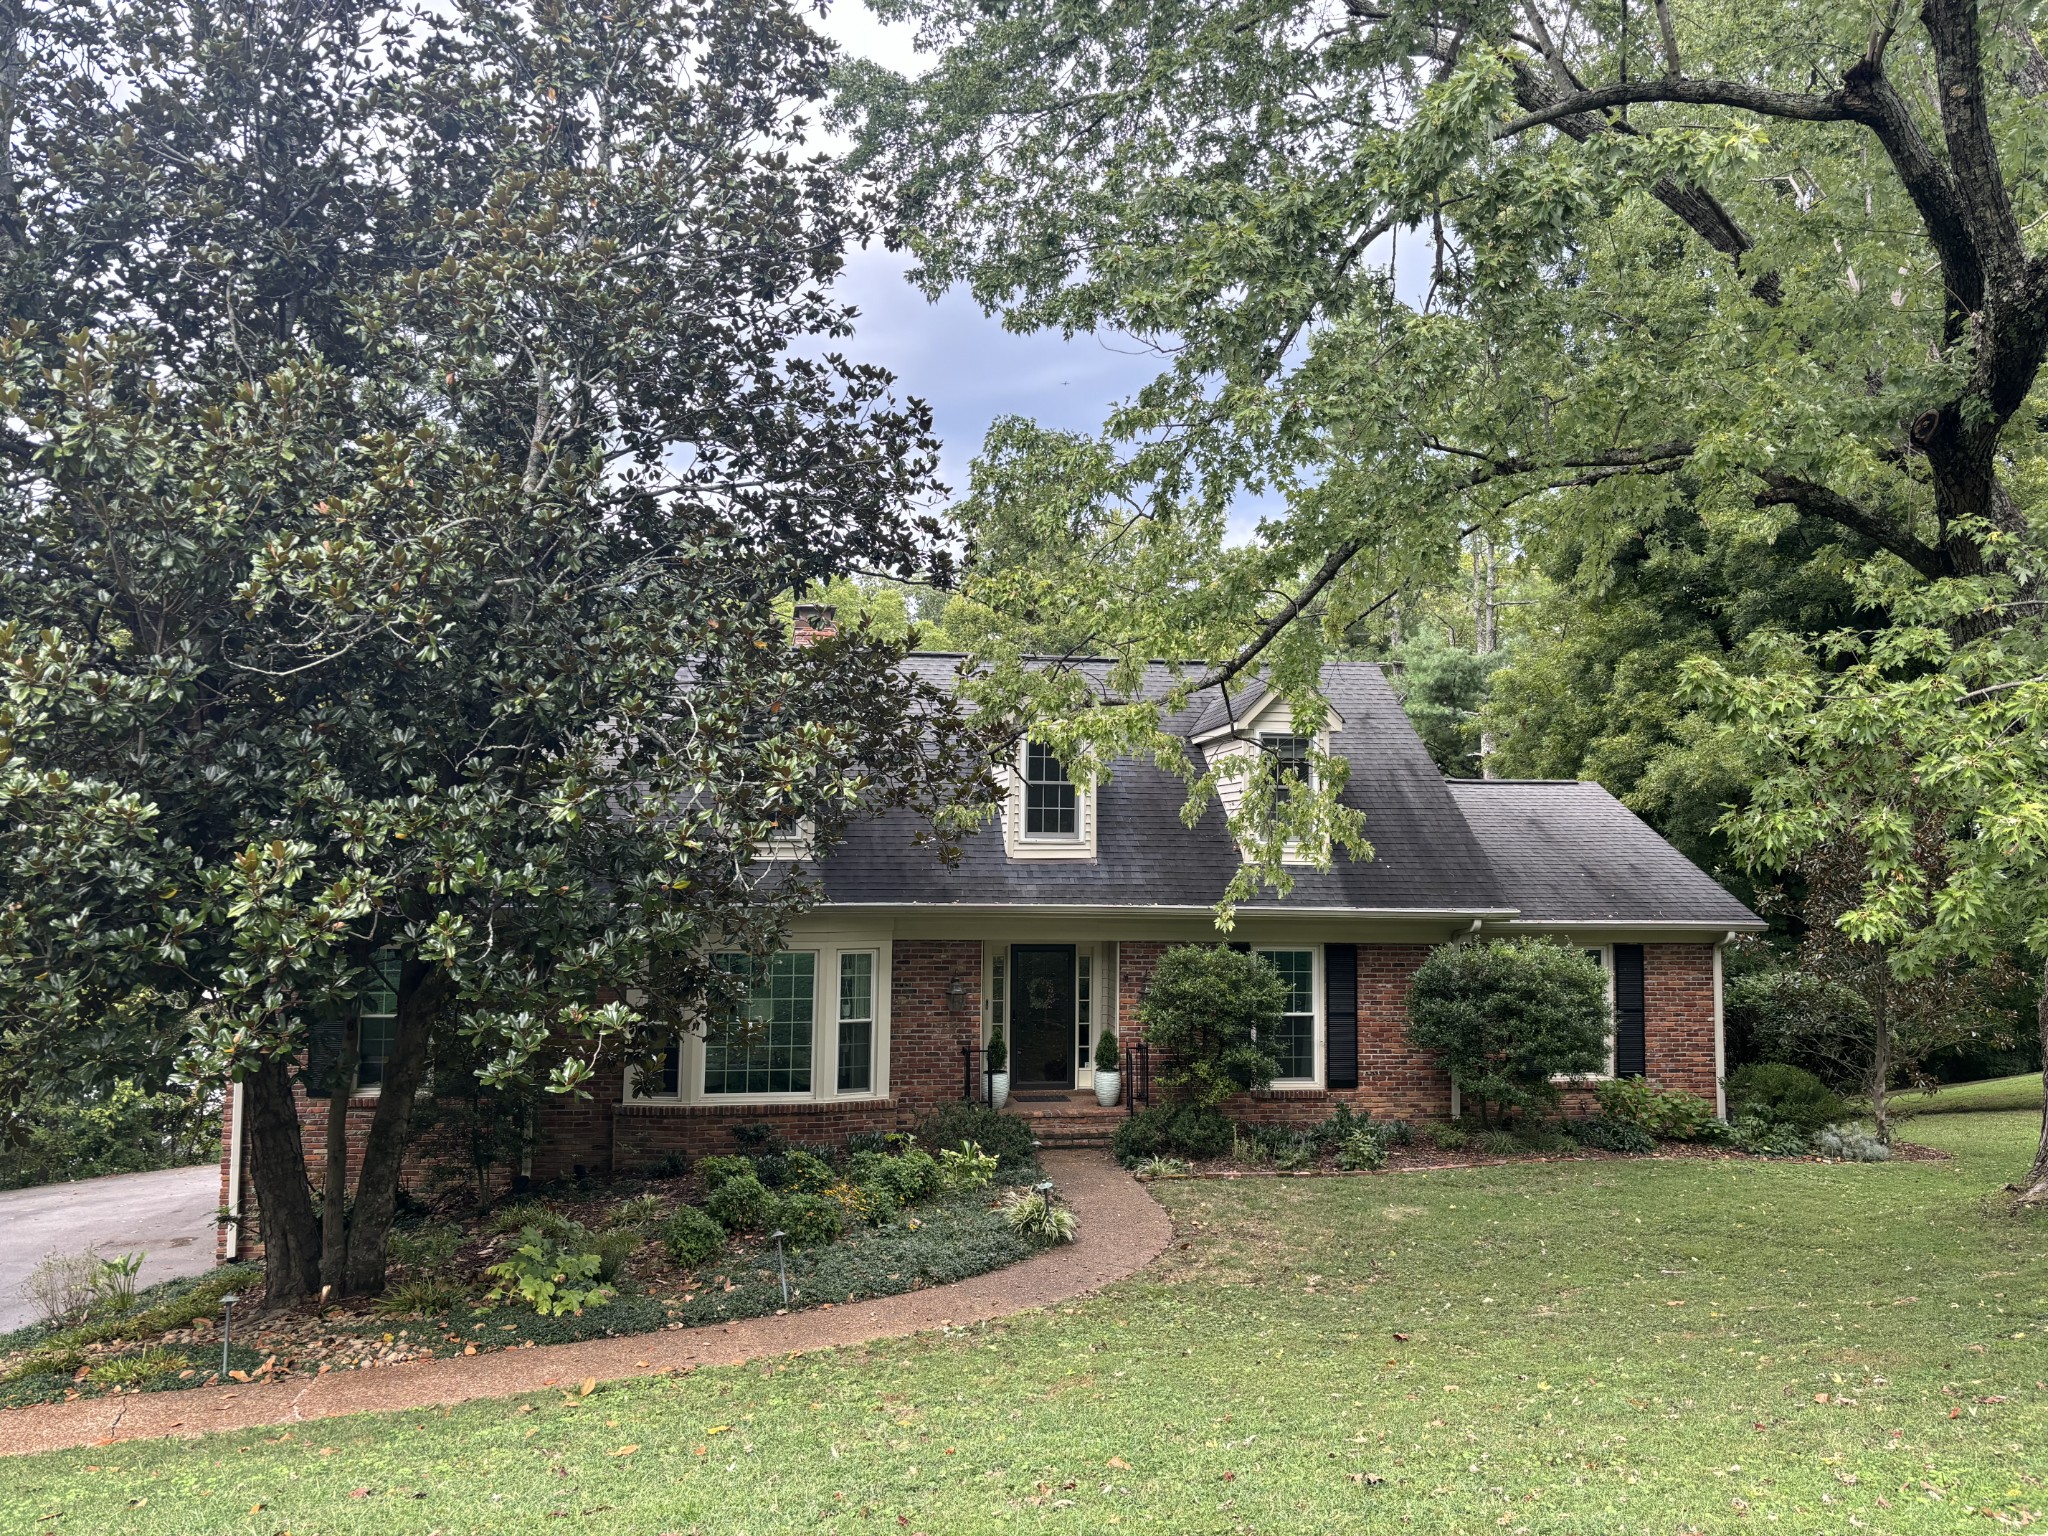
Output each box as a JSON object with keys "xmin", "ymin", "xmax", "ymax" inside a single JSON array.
[
  {"xmin": 1644, "ymin": 943, "xmax": 1718, "ymax": 1102},
  {"xmin": 605, "ymin": 939, "xmax": 982, "ymax": 1175},
  {"xmin": 1354, "ymin": 943, "xmax": 1455, "ymax": 1119}
]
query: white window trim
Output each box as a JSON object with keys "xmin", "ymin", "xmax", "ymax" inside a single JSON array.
[
  {"xmin": 1253, "ymin": 944, "xmax": 1324, "ymax": 1089},
  {"xmin": 757, "ymin": 818, "xmax": 816, "ymax": 861},
  {"xmin": 1554, "ymin": 944, "xmax": 1618, "ymax": 1082},
  {"xmin": 626, "ymin": 943, "xmax": 890, "ymax": 1107},
  {"xmin": 1004, "ymin": 741, "xmax": 1097, "ymax": 861}
]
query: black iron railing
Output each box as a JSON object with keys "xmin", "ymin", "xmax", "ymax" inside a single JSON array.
[
  {"xmin": 959, "ymin": 1042, "xmax": 991, "ymax": 1104},
  {"xmin": 1122, "ymin": 1040, "xmax": 1153, "ymax": 1116}
]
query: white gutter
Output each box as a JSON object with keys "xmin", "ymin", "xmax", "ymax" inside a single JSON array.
[{"xmin": 223, "ymin": 1079, "xmax": 245, "ymax": 1261}]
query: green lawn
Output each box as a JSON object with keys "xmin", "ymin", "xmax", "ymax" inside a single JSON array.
[
  {"xmin": 1886, "ymin": 1073, "xmax": 2043, "ymax": 1118},
  {"xmin": 6, "ymin": 1117, "xmax": 2046, "ymax": 1535}
]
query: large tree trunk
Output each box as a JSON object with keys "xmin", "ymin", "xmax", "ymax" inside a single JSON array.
[
  {"xmin": 1868, "ymin": 973, "xmax": 1892, "ymax": 1146},
  {"xmin": 340, "ymin": 967, "xmax": 448, "ymax": 1296},
  {"xmin": 242, "ymin": 1056, "xmax": 321, "ymax": 1305},
  {"xmin": 317, "ymin": 1024, "xmax": 357, "ymax": 1296},
  {"xmin": 2019, "ymin": 953, "xmax": 2048, "ymax": 1205}
]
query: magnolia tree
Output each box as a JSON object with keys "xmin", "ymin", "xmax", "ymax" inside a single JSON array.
[{"xmin": 0, "ymin": 0, "xmax": 992, "ymax": 1301}]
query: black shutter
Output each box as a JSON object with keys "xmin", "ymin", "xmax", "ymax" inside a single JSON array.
[
  {"xmin": 1324, "ymin": 943, "xmax": 1359, "ymax": 1090},
  {"xmin": 1613, "ymin": 943, "xmax": 1647, "ymax": 1079}
]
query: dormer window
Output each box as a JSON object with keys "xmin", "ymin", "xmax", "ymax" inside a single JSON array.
[
  {"xmin": 1262, "ymin": 733, "xmax": 1312, "ymax": 805},
  {"xmin": 1022, "ymin": 743, "xmax": 1080, "ymax": 840},
  {"xmin": 1006, "ymin": 739, "xmax": 1096, "ymax": 860}
]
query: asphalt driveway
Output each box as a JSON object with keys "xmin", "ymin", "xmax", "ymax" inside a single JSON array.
[{"xmin": 0, "ymin": 1164, "xmax": 222, "ymax": 1333}]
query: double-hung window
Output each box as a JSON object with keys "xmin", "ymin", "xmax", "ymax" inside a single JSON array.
[
  {"xmin": 705, "ymin": 951, "xmax": 816, "ymax": 1095},
  {"xmin": 355, "ymin": 951, "xmax": 402, "ymax": 1089},
  {"xmin": 837, "ymin": 952, "xmax": 875, "ymax": 1093},
  {"xmin": 1022, "ymin": 743, "xmax": 1080, "ymax": 839},
  {"xmin": 1259, "ymin": 949, "xmax": 1317, "ymax": 1082},
  {"xmin": 1262, "ymin": 733, "xmax": 1312, "ymax": 807}
]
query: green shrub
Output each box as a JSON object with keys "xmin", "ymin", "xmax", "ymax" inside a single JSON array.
[
  {"xmin": 1594, "ymin": 1077, "xmax": 1721, "ymax": 1141},
  {"xmin": 1112, "ymin": 1102, "xmax": 1234, "ymax": 1165},
  {"xmin": 1729, "ymin": 1114, "xmax": 1813, "ymax": 1157},
  {"xmin": 1336, "ymin": 1129, "xmax": 1387, "ymax": 1171},
  {"xmin": 1518, "ymin": 1126, "xmax": 1569, "ymax": 1154},
  {"xmin": 912, "ymin": 1103, "xmax": 1037, "ymax": 1169},
  {"xmin": 772, "ymin": 1148, "xmax": 834, "ymax": 1191},
  {"xmin": 938, "ymin": 1141, "xmax": 999, "ymax": 1192},
  {"xmin": 842, "ymin": 1130, "xmax": 892, "ymax": 1158},
  {"xmin": 772, "ymin": 1191, "xmax": 845, "ymax": 1247},
  {"xmin": 1306, "ymin": 1102, "xmax": 1372, "ymax": 1148},
  {"xmin": 592, "ymin": 1228, "xmax": 641, "ymax": 1282},
  {"xmin": 1381, "ymin": 1119, "xmax": 1415, "ymax": 1147},
  {"xmin": 1568, "ymin": 1117, "xmax": 1656, "ymax": 1154},
  {"xmin": 90, "ymin": 1347, "xmax": 191, "ymax": 1388},
  {"xmin": 705, "ymin": 1172, "xmax": 775, "ymax": 1232},
  {"xmin": 483, "ymin": 1234, "xmax": 612, "ymax": 1317},
  {"xmin": 1727, "ymin": 1063, "xmax": 1848, "ymax": 1135},
  {"xmin": 1421, "ymin": 1124, "xmax": 1469, "ymax": 1152},
  {"xmin": 375, "ymin": 1276, "xmax": 468, "ymax": 1317},
  {"xmin": 1473, "ymin": 1128, "xmax": 1523, "ymax": 1156},
  {"xmin": 986, "ymin": 1024, "xmax": 1008, "ymax": 1073},
  {"xmin": 660, "ymin": 1206, "xmax": 726, "ymax": 1267},
  {"xmin": 999, "ymin": 1187, "xmax": 1079, "ymax": 1246},
  {"xmin": 1137, "ymin": 946, "xmax": 1287, "ymax": 1108},
  {"xmin": 1094, "ymin": 1027, "xmax": 1120, "ymax": 1072},
  {"xmin": 1405, "ymin": 940, "xmax": 1610, "ymax": 1123},
  {"xmin": 695, "ymin": 1154, "xmax": 756, "ymax": 1192}
]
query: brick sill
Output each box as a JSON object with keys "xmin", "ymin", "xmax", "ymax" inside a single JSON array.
[{"xmin": 615, "ymin": 1097, "xmax": 898, "ymax": 1118}]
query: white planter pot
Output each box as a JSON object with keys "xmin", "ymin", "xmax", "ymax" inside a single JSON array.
[
  {"xmin": 1094, "ymin": 1070, "xmax": 1121, "ymax": 1109},
  {"xmin": 988, "ymin": 1070, "xmax": 1010, "ymax": 1110}
]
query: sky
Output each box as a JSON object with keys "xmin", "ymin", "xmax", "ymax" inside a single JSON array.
[{"xmin": 811, "ymin": 2, "xmax": 1170, "ymax": 505}]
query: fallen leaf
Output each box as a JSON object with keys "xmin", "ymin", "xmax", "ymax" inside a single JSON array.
[
  {"xmin": 580, "ymin": 1378, "xmax": 597, "ymax": 1397},
  {"xmin": 1107, "ymin": 1457, "xmax": 1131, "ymax": 1470},
  {"xmin": 610, "ymin": 1446, "xmax": 639, "ymax": 1458},
  {"xmin": 1392, "ymin": 1332, "xmax": 1410, "ymax": 1342}
]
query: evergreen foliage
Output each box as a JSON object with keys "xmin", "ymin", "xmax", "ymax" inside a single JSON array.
[{"xmin": 1405, "ymin": 941, "xmax": 1609, "ymax": 1123}]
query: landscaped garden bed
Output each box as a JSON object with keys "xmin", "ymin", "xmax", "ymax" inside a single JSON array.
[
  {"xmin": 1115, "ymin": 1072, "xmax": 1945, "ymax": 1181},
  {"xmin": 0, "ymin": 1107, "xmax": 1067, "ymax": 1409}
]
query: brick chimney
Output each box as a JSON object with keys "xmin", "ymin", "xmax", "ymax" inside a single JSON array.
[{"xmin": 792, "ymin": 602, "xmax": 837, "ymax": 646}]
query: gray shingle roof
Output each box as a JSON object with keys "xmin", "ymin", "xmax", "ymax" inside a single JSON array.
[
  {"xmin": 814, "ymin": 657, "xmax": 1758, "ymax": 927},
  {"xmin": 1446, "ymin": 779, "xmax": 1761, "ymax": 928}
]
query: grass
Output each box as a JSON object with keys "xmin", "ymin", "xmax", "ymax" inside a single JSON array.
[
  {"xmin": 1886, "ymin": 1073, "xmax": 2043, "ymax": 1118},
  {"xmin": 4, "ymin": 1115, "xmax": 2046, "ymax": 1534}
]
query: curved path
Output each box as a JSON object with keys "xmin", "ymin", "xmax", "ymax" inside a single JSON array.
[{"xmin": 0, "ymin": 1151, "xmax": 1168, "ymax": 1457}]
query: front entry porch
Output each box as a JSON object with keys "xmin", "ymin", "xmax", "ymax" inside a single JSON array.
[{"xmin": 997, "ymin": 1087, "xmax": 1124, "ymax": 1149}]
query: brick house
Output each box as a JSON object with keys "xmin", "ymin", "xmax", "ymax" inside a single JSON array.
[{"xmin": 218, "ymin": 645, "xmax": 1760, "ymax": 1247}]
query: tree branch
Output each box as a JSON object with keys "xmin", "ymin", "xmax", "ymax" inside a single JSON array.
[{"xmin": 1753, "ymin": 471, "xmax": 1947, "ymax": 577}]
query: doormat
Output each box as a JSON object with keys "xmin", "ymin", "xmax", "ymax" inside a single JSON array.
[{"xmin": 1012, "ymin": 1093, "xmax": 1073, "ymax": 1102}]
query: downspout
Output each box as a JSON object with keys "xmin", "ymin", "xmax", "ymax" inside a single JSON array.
[
  {"xmin": 1713, "ymin": 931, "xmax": 1736, "ymax": 1121},
  {"xmin": 223, "ymin": 1079, "xmax": 246, "ymax": 1261},
  {"xmin": 1448, "ymin": 920, "xmax": 1482, "ymax": 1120}
]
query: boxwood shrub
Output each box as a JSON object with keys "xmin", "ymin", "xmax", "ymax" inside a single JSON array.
[
  {"xmin": 705, "ymin": 1172, "xmax": 774, "ymax": 1233},
  {"xmin": 661, "ymin": 1206, "xmax": 725, "ymax": 1267},
  {"xmin": 1112, "ymin": 1102, "xmax": 1234, "ymax": 1165}
]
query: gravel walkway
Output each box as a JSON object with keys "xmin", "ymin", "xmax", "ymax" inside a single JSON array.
[{"xmin": 0, "ymin": 1151, "xmax": 1167, "ymax": 1457}]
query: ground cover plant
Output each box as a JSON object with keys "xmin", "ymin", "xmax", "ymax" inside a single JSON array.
[
  {"xmin": 0, "ymin": 1119, "xmax": 1045, "ymax": 1409},
  {"xmin": 5, "ymin": 1113, "xmax": 2042, "ymax": 1531}
]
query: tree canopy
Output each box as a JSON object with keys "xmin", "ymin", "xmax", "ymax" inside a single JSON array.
[
  {"xmin": 841, "ymin": 0, "xmax": 2048, "ymax": 1182},
  {"xmin": 0, "ymin": 0, "xmax": 988, "ymax": 1299}
]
